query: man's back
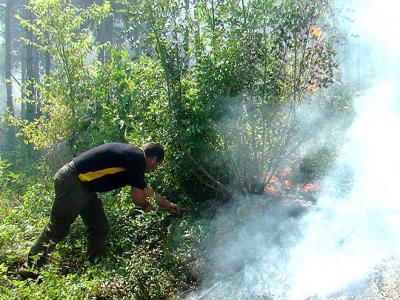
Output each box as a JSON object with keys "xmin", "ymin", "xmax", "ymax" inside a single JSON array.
[{"xmin": 73, "ymin": 143, "xmax": 147, "ymax": 192}]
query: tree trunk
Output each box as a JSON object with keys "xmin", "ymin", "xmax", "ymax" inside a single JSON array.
[
  {"xmin": 96, "ymin": 0, "xmax": 113, "ymax": 63},
  {"xmin": 5, "ymin": 0, "xmax": 14, "ymax": 117},
  {"xmin": 4, "ymin": 0, "xmax": 16, "ymax": 151},
  {"xmin": 24, "ymin": 4, "xmax": 37, "ymax": 121},
  {"xmin": 20, "ymin": 41, "xmax": 27, "ymax": 119},
  {"xmin": 33, "ymin": 44, "xmax": 41, "ymax": 113},
  {"xmin": 45, "ymin": 51, "xmax": 51, "ymax": 76}
]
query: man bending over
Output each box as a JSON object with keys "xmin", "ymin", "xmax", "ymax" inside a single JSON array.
[{"xmin": 28, "ymin": 142, "xmax": 180, "ymax": 268}]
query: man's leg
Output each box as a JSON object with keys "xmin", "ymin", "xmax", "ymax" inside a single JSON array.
[
  {"xmin": 27, "ymin": 229, "xmax": 56, "ymax": 268},
  {"xmin": 28, "ymin": 193, "xmax": 81, "ymax": 268},
  {"xmin": 28, "ymin": 163, "xmax": 90, "ymax": 268},
  {"xmin": 80, "ymin": 194, "xmax": 109, "ymax": 263}
]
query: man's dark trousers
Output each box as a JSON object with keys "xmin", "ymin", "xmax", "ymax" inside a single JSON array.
[{"xmin": 28, "ymin": 161, "xmax": 109, "ymax": 267}]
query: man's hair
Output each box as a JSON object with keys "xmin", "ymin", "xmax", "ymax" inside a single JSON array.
[{"xmin": 142, "ymin": 142, "xmax": 164, "ymax": 162}]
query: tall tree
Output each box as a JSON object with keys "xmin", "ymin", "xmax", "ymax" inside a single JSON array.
[
  {"xmin": 44, "ymin": 37, "xmax": 51, "ymax": 75},
  {"xmin": 24, "ymin": 1, "xmax": 37, "ymax": 121},
  {"xmin": 4, "ymin": 0, "xmax": 16, "ymax": 150},
  {"xmin": 5, "ymin": 0, "xmax": 14, "ymax": 117},
  {"xmin": 12, "ymin": 0, "xmax": 112, "ymax": 150},
  {"xmin": 96, "ymin": 0, "xmax": 113, "ymax": 62},
  {"xmin": 74, "ymin": 0, "xmax": 116, "ymax": 62}
]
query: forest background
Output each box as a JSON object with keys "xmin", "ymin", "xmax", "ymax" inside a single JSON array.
[{"xmin": 0, "ymin": 0, "xmax": 357, "ymax": 298}]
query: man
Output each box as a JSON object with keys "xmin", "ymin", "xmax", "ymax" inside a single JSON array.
[{"xmin": 28, "ymin": 142, "xmax": 180, "ymax": 268}]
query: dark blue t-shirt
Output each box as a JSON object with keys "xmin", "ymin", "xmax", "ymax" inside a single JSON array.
[{"xmin": 72, "ymin": 143, "xmax": 147, "ymax": 192}]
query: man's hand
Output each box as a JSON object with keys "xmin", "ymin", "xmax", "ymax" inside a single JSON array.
[{"xmin": 168, "ymin": 202, "xmax": 181, "ymax": 215}]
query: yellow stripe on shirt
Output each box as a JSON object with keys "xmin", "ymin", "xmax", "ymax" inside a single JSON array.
[{"xmin": 78, "ymin": 167, "xmax": 126, "ymax": 182}]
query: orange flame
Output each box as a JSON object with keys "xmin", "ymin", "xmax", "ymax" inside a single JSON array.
[
  {"xmin": 281, "ymin": 167, "xmax": 293, "ymax": 178},
  {"xmin": 284, "ymin": 180, "xmax": 293, "ymax": 187},
  {"xmin": 270, "ymin": 176, "xmax": 279, "ymax": 183},
  {"xmin": 265, "ymin": 185, "xmax": 278, "ymax": 193},
  {"xmin": 309, "ymin": 26, "xmax": 323, "ymax": 39},
  {"xmin": 308, "ymin": 80, "xmax": 320, "ymax": 93},
  {"xmin": 301, "ymin": 182, "xmax": 321, "ymax": 193}
]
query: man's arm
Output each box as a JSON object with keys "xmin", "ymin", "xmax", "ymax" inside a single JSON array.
[
  {"xmin": 131, "ymin": 187, "xmax": 181, "ymax": 214},
  {"xmin": 131, "ymin": 187, "xmax": 153, "ymax": 212},
  {"xmin": 144, "ymin": 187, "xmax": 181, "ymax": 214}
]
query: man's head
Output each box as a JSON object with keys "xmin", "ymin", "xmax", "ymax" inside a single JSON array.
[{"xmin": 142, "ymin": 142, "xmax": 164, "ymax": 172}]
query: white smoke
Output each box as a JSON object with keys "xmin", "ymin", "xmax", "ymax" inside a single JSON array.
[
  {"xmin": 288, "ymin": 83, "xmax": 400, "ymax": 299},
  {"xmin": 188, "ymin": 0, "xmax": 400, "ymax": 299}
]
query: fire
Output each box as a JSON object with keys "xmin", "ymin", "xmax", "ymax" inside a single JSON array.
[
  {"xmin": 265, "ymin": 185, "xmax": 278, "ymax": 193},
  {"xmin": 308, "ymin": 80, "xmax": 320, "ymax": 93},
  {"xmin": 270, "ymin": 176, "xmax": 279, "ymax": 183},
  {"xmin": 284, "ymin": 180, "xmax": 293, "ymax": 187},
  {"xmin": 309, "ymin": 25, "xmax": 323, "ymax": 39},
  {"xmin": 281, "ymin": 167, "xmax": 293, "ymax": 177},
  {"xmin": 301, "ymin": 182, "xmax": 321, "ymax": 193},
  {"xmin": 263, "ymin": 166, "xmax": 320, "ymax": 207}
]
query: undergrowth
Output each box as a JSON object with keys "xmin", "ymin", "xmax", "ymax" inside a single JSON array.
[{"xmin": 0, "ymin": 176, "xmax": 206, "ymax": 299}]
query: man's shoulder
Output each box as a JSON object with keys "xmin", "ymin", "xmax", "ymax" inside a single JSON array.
[
  {"xmin": 119, "ymin": 143, "xmax": 144, "ymax": 163},
  {"xmin": 75, "ymin": 143, "xmax": 138, "ymax": 160},
  {"xmin": 100, "ymin": 142, "xmax": 139, "ymax": 152}
]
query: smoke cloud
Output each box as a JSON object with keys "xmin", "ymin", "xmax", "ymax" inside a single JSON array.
[{"xmin": 187, "ymin": 0, "xmax": 400, "ymax": 299}]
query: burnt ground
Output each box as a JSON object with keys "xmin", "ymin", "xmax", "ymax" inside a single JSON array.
[
  {"xmin": 188, "ymin": 188, "xmax": 400, "ymax": 300},
  {"xmin": 183, "ymin": 164, "xmax": 400, "ymax": 300}
]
